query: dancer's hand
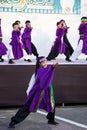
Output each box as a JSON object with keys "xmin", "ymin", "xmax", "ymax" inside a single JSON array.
[
  {"xmin": 21, "ymin": 26, "xmax": 24, "ymax": 29},
  {"xmin": 53, "ymin": 63, "xmax": 58, "ymax": 68},
  {"xmin": 67, "ymin": 26, "xmax": 70, "ymax": 29}
]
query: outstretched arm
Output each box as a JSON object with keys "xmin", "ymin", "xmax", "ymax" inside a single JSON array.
[{"xmin": 53, "ymin": 63, "xmax": 58, "ymax": 68}]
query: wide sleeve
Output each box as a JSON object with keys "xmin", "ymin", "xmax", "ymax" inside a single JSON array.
[
  {"xmin": 56, "ymin": 28, "xmax": 60, "ymax": 37},
  {"xmin": 78, "ymin": 24, "xmax": 84, "ymax": 39},
  {"xmin": 10, "ymin": 30, "xmax": 19, "ymax": 45},
  {"xmin": 56, "ymin": 28, "xmax": 63, "ymax": 42},
  {"xmin": 37, "ymin": 66, "xmax": 55, "ymax": 90},
  {"xmin": 22, "ymin": 28, "xmax": 32, "ymax": 39}
]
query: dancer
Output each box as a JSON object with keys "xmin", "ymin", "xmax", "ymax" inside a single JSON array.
[
  {"xmin": 22, "ymin": 20, "xmax": 39, "ymax": 61},
  {"xmin": 60, "ymin": 19, "xmax": 74, "ymax": 61},
  {"xmin": 47, "ymin": 20, "xmax": 69, "ymax": 61},
  {"xmin": 0, "ymin": 18, "xmax": 7, "ymax": 62},
  {"xmin": 9, "ymin": 56, "xmax": 58, "ymax": 129},
  {"xmin": 15, "ymin": 20, "xmax": 23, "ymax": 31},
  {"xmin": 15, "ymin": 20, "xmax": 32, "ymax": 62},
  {"xmin": 70, "ymin": 17, "xmax": 87, "ymax": 61},
  {"xmin": 0, "ymin": 18, "xmax": 14, "ymax": 64},
  {"xmin": 9, "ymin": 22, "xmax": 23, "ymax": 60}
]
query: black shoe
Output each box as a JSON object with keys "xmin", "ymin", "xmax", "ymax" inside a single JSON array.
[
  {"xmin": 48, "ymin": 120, "xmax": 59, "ymax": 125},
  {"xmin": 24, "ymin": 59, "xmax": 32, "ymax": 62},
  {"xmin": 65, "ymin": 58, "xmax": 71, "ymax": 62},
  {"xmin": 0, "ymin": 58, "xmax": 4, "ymax": 62},
  {"xmin": 27, "ymin": 59, "xmax": 32, "ymax": 62},
  {"xmin": 8, "ymin": 59, "xmax": 15, "ymax": 64},
  {"xmin": 46, "ymin": 58, "xmax": 52, "ymax": 61},
  {"xmin": 8, "ymin": 121, "xmax": 15, "ymax": 129}
]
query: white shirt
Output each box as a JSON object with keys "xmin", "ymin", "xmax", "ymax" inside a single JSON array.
[{"xmin": 26, "ymin": 73, "xmax": 36, "ymax": 96}]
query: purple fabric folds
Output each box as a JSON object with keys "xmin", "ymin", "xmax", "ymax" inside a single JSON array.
[
  {"xmin": 78, "ymin": 23, "xmax": 87, "ymax": 54},
  {"xmin": 51, "ymin": 28, "xmax": 67, "ymax": 53},
  {"xmin": 0, "ymin": 20, "xmax": 7, "ymax": 56},
  {"xmin": 10, "ymin": 30, "xmax": 23, "ymax": 59},
  {"xmin": 0, "ymin": 19, "xmax": 2, "ymax": 37},
  {"xmin": 22, "ymin": 27, "xmax": 32, "ymax": 54},
  {"xmin": 0, "ymin": 42, "xmax": 7, "ymax": 56},
  {"xmin": 24, "ymin": 65, "xmax": 55, "ymax": 112},
  {"xmin": 0, "ymin": 27, "xmax": 2, "ymax": 37}
]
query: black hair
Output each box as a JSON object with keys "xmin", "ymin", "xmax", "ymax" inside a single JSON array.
[
  {"xmin": 25, "ymin": 20, "xmax": 31, "ymax": 24},
  {"xmin": 12, "ymin": 22, "xmax": 18, "ymax": 28},
  {"xmin": 35, "ymin": 56, "xmax": 45, "ymax": 76},
  {"xmin": 56, "ymin": 21, "xmax": 61, "ymax": 26},
  {"xmin": 60, "ymin": 19, "xmax": 65, "ymax": 23},
  {"xmin": 15, "ymin": 20, "xmax": 20, "ymax": 24},
  {"xmin": 81, "ymin": 17, "xmax": 87, "ymax": 20},
  {"xmin": 56, "ymin": 19, "xmax": 65, "ymax": 26}
]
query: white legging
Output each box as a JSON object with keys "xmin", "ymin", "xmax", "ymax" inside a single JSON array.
[
  {"xmin": 7, "ymin": 46, "xmax": 14, "ymax": 60},
  {"xmin": 7, "ymin": 46, "xmax": 30, "ymax": 60},
  {"xmin": 70, "ymin": 40, "xmax": 83, "ymax": 61}
]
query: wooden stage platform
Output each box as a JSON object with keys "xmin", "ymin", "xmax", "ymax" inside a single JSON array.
[{"xmin": 0, "ymin": 59, "xmax": 87, "ymax": 106}]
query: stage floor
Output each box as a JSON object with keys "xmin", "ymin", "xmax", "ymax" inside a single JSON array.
[{"xmin": 0, "ymin": 58, "xmax": 87, "ymax": 65}]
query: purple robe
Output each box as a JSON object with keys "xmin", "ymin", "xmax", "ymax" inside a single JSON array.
[
  {"xmin": 82, "ymin": 23, "xmax": 87, "ymax": 54},
  {"xmin": 51, "ymin": 28, "xmax": 67, "ymax": 54},
  {"xmin": 0, "ymin": 19, "xmax": 2, "ymax": 37},
  {"xmin": 0, "ymin": 27, "xmax": 2, "ymax": 38},
  {"xmin": 78, "ymin": 23, "xmax": 87, "ymax": 54},
  {"xmin": 23, "ymin": 65, "xmax": 55, "ymax": 112},
  {"xmin": 0, "ymin": 20, "xmax": 7, "ymax": 56},
  {"xmin": 0, "ymin": 42, "xmax": 7, "ymax": 56},
  {"xmin": 10, "ymin": 30, "xmax": 23, "ymax": 59},
  {"xmin": 78, "ymin": 23, "xmax": 85, "ymax": 41},
  {"xmin": 22, "ymin": 27, "xmax": 32, "ymax": 55}
]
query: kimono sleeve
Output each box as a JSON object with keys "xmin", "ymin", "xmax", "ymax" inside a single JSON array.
[
  {"xmin": 37, "ymin": 66, "xmax": 55, "ymax": 90},
  {"xmin": 22, "ymin": 28, "xmax": 32, "ymax": 39},
  {"xmin": 12, "ymin": 31, "xmax": 19, "ymax": 43}
]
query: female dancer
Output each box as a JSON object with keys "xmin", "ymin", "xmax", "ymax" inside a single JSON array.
[{"xmin": 9, "ymin": 56, "xmax": 58, "ymax": 129}]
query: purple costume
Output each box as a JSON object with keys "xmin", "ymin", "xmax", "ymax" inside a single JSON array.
[
  {"xmin": 0, "ymin": 19, "xmax": 7, "ymax": 56},
  {"xmin": 24, "ymin": 65, "xmax": 55, "ymax": 112},
  {"xmin": 0, "ymin": 41, "xmax": 7, "ymax": 56},
  {"xmin": 10, "ymin": 30, "xmax": 23, "ymax": 59},
  {"xmin": 22, "ymin": 27, "xmax": 32, "ymax": 54},
  {"xmin": 52, "ymin": 28, "xmax": 67, "ymax": 54},
  {"xmin": 8, "ymin": 62, "xmax": 57, "ymax": 128},
  {"xmin": 79, "ymin": 23, "xmax": 87, "ymax": 54}
]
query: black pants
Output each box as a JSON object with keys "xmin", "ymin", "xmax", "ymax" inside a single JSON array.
[
  {"xmin": 47, "ymin": 43, "xmax": 59, "ymax": 61},
  {"xmin": 10, "ymin": 90, "xmax": 55, "ymax": 125},
  {"xmin": 63, "ymin": 33, "xmax": 74, "ymax": 59},
  {"xmin": 0, "ymin": 56, "xmax": 2, "ymax": 59},
  {"xmin": 23, "ymin": 41, "xmax": 39, "ymax": 58},
  {"xmin": 10, "ymin": 90, "xmax": 35, "ymax": 125},
  {"xmin": 47, "ymin": 34, "xmax": 74, "ymax": 61},
  {"xmin": 11, "ymin": 105, "xmax": 55, "ymax": 125}
]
